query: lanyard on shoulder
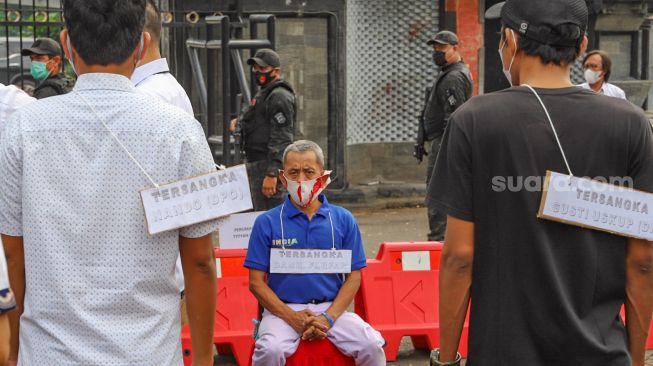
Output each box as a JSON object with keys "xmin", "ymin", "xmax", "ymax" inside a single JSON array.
[
  {"xmin": 527, "ymin": 85, "xmax": 653, "ymax": 241},
  {"xmin": 75, "ymin": 90, "xmax": 224, "ymax": 190},
  {"xmin": 521, "ymin": 84, "xmax": 574, "ymax": 177},
  {"xmin": 75, "ymin": 91, "xmax": 161, "ymax": 189}
]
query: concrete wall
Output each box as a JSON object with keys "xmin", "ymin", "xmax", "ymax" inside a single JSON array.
[
  {"xmin": 346, "ymin": 142, "xmax": 427, "ymax": 185},
  {"xmin": 343, "ymin": 0, "xmax": 487, "ymax": 185},
  {"xmin": 600, "ymin": 33, "xmax": 635, "ymax": 80},
  {"xmin": 447, "ymin": 0, "xmax": 482, "ymax": 95},
  {"xmin": 345, "ymin": 0, "xmax": 438, "ymax": 185}
]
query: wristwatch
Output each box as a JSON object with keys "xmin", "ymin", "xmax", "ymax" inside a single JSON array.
[{"xmin": 429, "ymin": 349, "xmax": 462, "ymax": 366}]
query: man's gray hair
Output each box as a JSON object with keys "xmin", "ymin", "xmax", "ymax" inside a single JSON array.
[{"xmin": 283, "ymin": 140, "xmax": 325, "ymax": 167}]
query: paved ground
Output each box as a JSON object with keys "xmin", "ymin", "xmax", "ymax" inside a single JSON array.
[
  {"xmin": 353, "ymin": 206, "xmax": 434, "ymax": 365},
  {"xmin": 215, "ymin": 205, "xmax": 653, "ymax": 365}
]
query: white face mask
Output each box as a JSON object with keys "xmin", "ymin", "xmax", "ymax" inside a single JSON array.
[
  {"xmin": 584, "ymin": 69, "xmax": 602, "ymax": 85},
  {"xmin": 498, "ymin": 29, "xmax": 517, "ymax": 86},
  {"xmin": 284, "ymin": 171, "xmax": 332, "ymax": 207}
]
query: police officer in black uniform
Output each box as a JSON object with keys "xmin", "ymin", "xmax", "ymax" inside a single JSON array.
[
  {"xmin": 21, "ymin": 38, "xmax": 74, "ymax": 99},
  {"xmin": 415, "ymin": 31, "xmax": 472, "ymax": 241},
  {"xmin": 236, "ymin": 49, "xmax": 296, "ymax": 211}
]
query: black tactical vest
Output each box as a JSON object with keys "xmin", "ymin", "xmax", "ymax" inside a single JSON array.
[
  {"xmin": 422, "ymin": 61, "xmax": 471, "ymax": 139},
  {"xmin": 242, "ymin": 79, "xmax": 295, "ymax": 155},
  {"xmin": 37, "ymin": 74, "xmax": 74, "ymax": 96}
]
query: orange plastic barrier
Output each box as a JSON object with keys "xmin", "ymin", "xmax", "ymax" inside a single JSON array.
[
  {"xmin": 182, "ymin": 248, "xmax": 257, "ymax": 366},
  {"xmin": 285, "ymin": 339, "xmax": 355, "ymax": 366},
  {"xmin": 354, "ymin": 242, "xmax": 469, "ymax": 361}
]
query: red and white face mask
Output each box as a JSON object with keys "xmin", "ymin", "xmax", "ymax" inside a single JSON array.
[{"xmin": 283, "ymin": 171, "xmax": 332, "ymax": 207}]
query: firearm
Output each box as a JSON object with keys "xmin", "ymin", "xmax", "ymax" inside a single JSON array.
[
  {"xmin": 233, "ymin": 94, "xmax": 244, "ymax": 163},
  {"xmin": 413, "ymin": 86, "xmax": 432, "ymax": 163},
  {"xmin": 414, "ymin": 115, "xmax": 427, "ymax": 163}
]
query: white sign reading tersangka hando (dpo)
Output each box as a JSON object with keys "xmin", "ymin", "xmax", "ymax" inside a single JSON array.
[
  {"xmin": 538, "ymin": 171, "xmax": 653, "ymax": 240},
  {"xmin": 140, "ymin": 164, "xmax": 252, "ymax": 235}
]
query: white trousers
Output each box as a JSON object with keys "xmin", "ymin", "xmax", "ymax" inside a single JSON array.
[{"xmin": 252, "ymin": 302, "xmax": 386, "ymax": 366}]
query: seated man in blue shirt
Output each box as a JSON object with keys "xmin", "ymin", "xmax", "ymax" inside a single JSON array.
[{"xmin": 245, "ymin": 140, "xmax": 386, "ymax": 366}]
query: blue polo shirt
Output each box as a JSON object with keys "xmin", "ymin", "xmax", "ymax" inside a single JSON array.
[{"xmin": 244, "ymin": 195, "xmax": 367, "ymax": 304}]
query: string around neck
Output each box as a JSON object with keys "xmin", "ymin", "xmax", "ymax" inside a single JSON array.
[
  {"xmin": 521, "ymin": 84, "xmax": 574, "ymax": 177},
  {"xmin": 75, "ymin": 91, "xmax": 160, "ymax": 189},
  {"xmin": 279, "ymin": 201, "xmax": 336, "ymax": 252}
]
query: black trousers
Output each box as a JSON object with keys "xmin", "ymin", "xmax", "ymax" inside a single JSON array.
[
  {"xmin": 246, "ymin": 160, "xmax": 286, "ymax": 211},
  {"xmin": 426, "ymin": 136, "xmax": 446, "ymax": 241}
]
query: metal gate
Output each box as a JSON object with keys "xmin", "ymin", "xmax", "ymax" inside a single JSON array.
[
  {"xmin": 171, "ymin": 0, "xmax": 346, "ymax": 188},
  {"xmin": 0, "ymin": 0, "xmax": 63, "ymax": 94},
  {"xmin": 1, "ymin": 0, "xmax": 347, "ymax": 188}
]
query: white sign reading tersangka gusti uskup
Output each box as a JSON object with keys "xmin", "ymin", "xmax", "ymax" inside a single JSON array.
[
  {"xmin": 140, "ymin": 164, "xmax": 252, "ymax": 235},
  {"xmin": 538, "ymin": 171, "xmax": 653, "ymax": 240}
]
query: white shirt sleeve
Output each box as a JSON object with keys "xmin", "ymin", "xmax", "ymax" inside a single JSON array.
[
  {"xmin": 0, "ymin": 113, "xmax": 23, "ymax": 237},
  {"xmin": 617, "ymin": 88, "xmax": 627, "ymax": 100},
  {"xmin": 0, "ymin": 84, "xmax": 35, "ymax": 132},
  {"xmin": 135, "ymin": 75, "xmax": 194, "ymax": 117}
]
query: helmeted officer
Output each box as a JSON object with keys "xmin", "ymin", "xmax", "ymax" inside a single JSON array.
[
  {"xmin": 415, "ymin": 30, "xmax": 473, "ymax": 241},
  {"xmin": 21, "ymin": 38, "xmax": 74, "ymax": 99},
  {"xmin": 237, "ymin": 49, "xmax": 296, "ymax": 211}
]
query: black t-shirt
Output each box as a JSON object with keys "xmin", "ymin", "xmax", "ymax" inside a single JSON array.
[{"xmin": 427, "ymin": 86, "xmax": 653, "ymax": 366}]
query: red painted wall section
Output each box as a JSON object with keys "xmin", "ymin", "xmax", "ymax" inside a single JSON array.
[{"xmin": 453, "ymin": 0, "xmax": 482, "ymax": 95}]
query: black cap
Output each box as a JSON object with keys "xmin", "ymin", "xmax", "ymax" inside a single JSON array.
[
  {"xmin": 485, "ymin": 0, "xmax": 588, "ymax": 47},
  {"xmin": 21, "ymin": 38, "xmax": 62, "ymax": 57},
  {"xmin": 427, "ymin": 30, "xmax": 459, "ymax": 46},
  {"xmin": 247, "ymin": 49, "xmax": 281, "ymax": 68}
]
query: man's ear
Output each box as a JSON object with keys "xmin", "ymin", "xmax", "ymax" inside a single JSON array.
[
  {"xmin": 577, "ymin": 35, "xmax": 589, "ymax": 61},
  {"xmin": 505, "ymin": 28, "xmax": 515, "ymax": 47},
  {"xmin": 135, "ymin": 32, "xmax": 151, "ymax": 63},
  {"xmin": 142, "ymin": 32, "xmax": 151, "ymax": 59},
  {"xmin": 60, "ymin": 29, "xmax": 73, "ymax": 61},
  {"xmin": 49, "ymin": 55, "xmax": 61, "ymax": 71},
  {"xmin": 504, "ymin": 28, "xmax": 521, "ymax": 56},
  {"xmin": 278, "ymin": 170, "xmax": 288, "ymax": 187}
]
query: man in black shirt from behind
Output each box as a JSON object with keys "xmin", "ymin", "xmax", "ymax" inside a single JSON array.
[{"xmin": 428, "ymin": 0, "xmax": 653, "ymax": 365}]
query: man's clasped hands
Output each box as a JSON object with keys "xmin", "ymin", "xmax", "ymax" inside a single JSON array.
[{"xmin": 287, "ymin": 309, "xmax": 334, "ymax": 341}]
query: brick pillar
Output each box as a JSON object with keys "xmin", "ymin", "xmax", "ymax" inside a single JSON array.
[{"xmin": 442, "ymin": 0, "xmax": 482, "ymax": 95}]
